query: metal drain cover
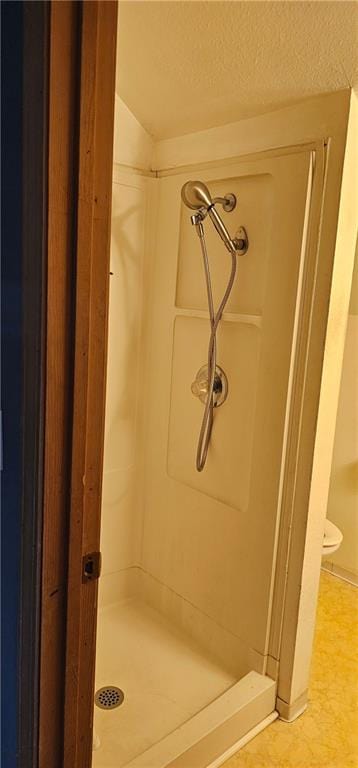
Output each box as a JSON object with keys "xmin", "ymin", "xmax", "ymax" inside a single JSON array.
[{"xmin": 95, "ymin": 686, "xmax": 124, "ymax": 710}]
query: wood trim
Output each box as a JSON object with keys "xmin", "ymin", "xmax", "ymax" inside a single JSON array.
[
  {"xmin": 39, "ymin": 3, "xmax": 80, "ymax": 766},
  {"xmin": 40, "ymin": 2, "xmax": 117, "ymax": 765},
  {"xmin": 63, "ymin": 3, "xmax": 117, "ymax": 766}
]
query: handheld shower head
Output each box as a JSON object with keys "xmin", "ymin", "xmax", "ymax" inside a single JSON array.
[
  {"xmin": 181, "ymin": 179, "xmax": 248, "ymax": 255},
  {"xmin": 181, "ymin": 181, "xmax": 212, "ymax": 210},
  {"xmin": 182, "ymin": 180, "xmax": 235, "ymax": 252}
]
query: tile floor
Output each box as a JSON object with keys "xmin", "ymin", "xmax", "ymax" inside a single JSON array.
[{"xmin": 223, "ymin": 571, "xmax": 358, "ymax": 768}]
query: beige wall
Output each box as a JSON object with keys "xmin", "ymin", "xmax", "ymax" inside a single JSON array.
[
  {"xmin": 113, "ymin": 94, "xmax": 154, "ymax": 171},
  {"xmin": 100, "ymin": 172, "xmax": 146, "ymax": 584},
  {"xmin": 325, "ymin": 239, "xmax": 358, "ymax": 579},
  {"xmin": 99, "ymin": 98, "xmax": 153, "ymax": 605}
]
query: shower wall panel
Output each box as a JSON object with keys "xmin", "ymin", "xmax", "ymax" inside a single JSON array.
[
  {"xmin": 140, "ymin": 151, "xmax": 314, "ymax": 674},
  {"xmin": 176, "ymin": 174, "xmax": 272, "ymax": 314},
  {"xmin": 168, "ymin": 316, "xmax": 260, "ymax": 511},
  {"xmin": 100, "ymin": 169, "xmax": 149, "ymax": 605}
]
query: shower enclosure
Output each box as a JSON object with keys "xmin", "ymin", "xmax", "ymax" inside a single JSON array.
[
  {"xmin": 90, "ymin": 80, "xmax": 356, "ymax": 765},
  {"xmin": 93, "ymin": 146, "xmax": 310, "ymax": 766}
]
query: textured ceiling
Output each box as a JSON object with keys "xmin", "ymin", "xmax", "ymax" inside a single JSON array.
[{"xmin": 116, "ymin": 1, "xmax": 358, "ymax": 140}]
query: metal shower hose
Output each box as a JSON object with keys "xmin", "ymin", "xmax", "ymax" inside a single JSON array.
[{"xmin": 195, "ymin": 227, "xmax": 237, "ymax": 471}]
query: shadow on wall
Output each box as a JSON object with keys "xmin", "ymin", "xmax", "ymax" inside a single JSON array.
[
  {"xmin": 99, "ymin": 177, "xmax": 147, "ymax": 585},
  {"xmin": 104, "ymin": 196, "xmax": 143, "ymax": 472}
]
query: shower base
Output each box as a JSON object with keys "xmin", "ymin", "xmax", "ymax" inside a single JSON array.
[{"xmin": 92, "ymin": 597, "xmax": 276, "ymax": 768}]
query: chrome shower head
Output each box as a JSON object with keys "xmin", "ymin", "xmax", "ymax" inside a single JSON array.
[
  {"xmin": 181, "ymin": 179, "xmax": 248, "ymax": 256},
  {"xmin": 181, "ymin": 179, "xmax": 236, "ymax": 252},
  {"xmin": 181, "ymin": 180, "xmax": 213, "ymax": 210}
]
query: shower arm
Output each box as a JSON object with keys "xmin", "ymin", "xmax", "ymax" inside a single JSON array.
[{"xmin": 212, "ymin": 196, "xmax": 233, "ymax": 208}]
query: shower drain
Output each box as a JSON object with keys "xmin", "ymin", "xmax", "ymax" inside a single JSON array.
[{"xmin": 95, "ymin": 686, "xmax": 124, "ymax": 710}]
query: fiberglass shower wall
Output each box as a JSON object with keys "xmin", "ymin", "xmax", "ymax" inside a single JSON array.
[
  {"xmin": 96, "ymin": 92, "xmax": 356, "ymax": 763},
  {"xmin": 99, "ymin": 89, "xmax": 316, "ymax": 679},
  {"xmin": 99, "ymin": 97, "xmax": 155, "ymax": 607},
  {"xmin": 138, "ymin": 151, "xmax": 313, "ymax": 677}
]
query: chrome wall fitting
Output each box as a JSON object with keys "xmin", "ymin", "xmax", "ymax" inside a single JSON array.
[
  {"xmin": 233, "ymin": 226, "xmax": 249, "ymax": 255},
  {"xmin": 212, "ymin": 193, "xmax": 237, "ymax": 212},
  {"xmin": 191, "ymin": 365, "xmax": 228, "ymax": 408}
]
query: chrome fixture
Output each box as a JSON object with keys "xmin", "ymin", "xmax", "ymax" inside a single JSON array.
[
  {"xmin": 181, "ymin": 180, "xmax": 248, "ymax": 255},
  {"xmin": 181, "ymin": 180, "xmax": 249, "ymax": 471},
  {"xmin": 191, "ymin": 365, "xmax": 228, "ymax": 408}
]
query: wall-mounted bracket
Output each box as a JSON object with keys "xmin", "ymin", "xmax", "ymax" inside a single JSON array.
[{"xmin": 233, "ymin": 226, "xmax": 249, "ymax": 255}]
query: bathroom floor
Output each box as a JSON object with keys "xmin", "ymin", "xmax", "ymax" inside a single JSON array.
[
  {"xmin": 223, "ymin": 571, "xmax": 358, "ymax": 768},
  {"xmin": 92, "ymin": 598, "xmax": 236, "ymax": 767}
]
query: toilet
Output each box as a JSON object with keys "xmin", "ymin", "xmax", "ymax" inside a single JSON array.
[{"xmin": 322, "ymin": 519, "xmax": 343, "ymax": 557}]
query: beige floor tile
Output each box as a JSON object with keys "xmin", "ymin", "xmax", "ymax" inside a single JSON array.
[{"xmin": 223, "ymin": 572, "xmax": 358, "ymax": 768}]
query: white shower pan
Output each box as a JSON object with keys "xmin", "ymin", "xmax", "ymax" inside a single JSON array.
[{"xmin": 93, "ymin": 592, "xmax": 275, "ymax": 768}]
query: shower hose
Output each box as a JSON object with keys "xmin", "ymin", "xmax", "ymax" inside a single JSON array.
[{"xmin": 195, "ymin": 227, "xmax": 237, "ymax": 471}]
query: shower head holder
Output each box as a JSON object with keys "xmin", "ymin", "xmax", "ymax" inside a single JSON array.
[{"xmin": 233, "ymin": 226, "xmax": 249, "ymax": 255}]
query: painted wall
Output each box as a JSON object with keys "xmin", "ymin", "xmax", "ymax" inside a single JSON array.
[
  {"xmin": 325, "ymin": 239, "xmax": 358, "ymax": 579},
  {"xmin": 113, "ymin": 94, "xmax": 153, "ymax": 171}
]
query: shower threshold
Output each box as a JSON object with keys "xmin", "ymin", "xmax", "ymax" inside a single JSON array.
[{"xmin": 93, "ymin": 598, "xmax": 276, "ymax": 768}]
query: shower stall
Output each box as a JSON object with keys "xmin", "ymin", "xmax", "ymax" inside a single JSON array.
[{"xmin": 88, "ymin": 19, "xmax": 357, "ymax": 768}]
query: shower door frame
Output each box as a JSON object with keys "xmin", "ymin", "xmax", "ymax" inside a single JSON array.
[
  {"xmin": 39, "ymin": 2, "xmax": 118, "ymax": 767},
  {"xmin": 62, "ymin": 3, "xmax": 117, "ymax": 766},
  {"xmin": 62, "ymin": 4, "xmax": 117, "ymax": 765}
]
